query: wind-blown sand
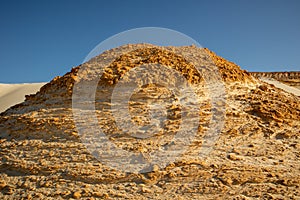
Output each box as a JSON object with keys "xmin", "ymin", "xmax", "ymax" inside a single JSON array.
[
  {"xmin": 0, "ymin": 83, "xmax": 45, "ymax": 113},
  {"xmin": 259, "ymin": 78, "xmax": 300, "ymax": 96}
]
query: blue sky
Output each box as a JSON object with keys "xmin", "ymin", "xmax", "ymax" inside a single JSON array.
[{"xmin": 0, "ymin": 0, "xmax": 299, "ymax": 83}]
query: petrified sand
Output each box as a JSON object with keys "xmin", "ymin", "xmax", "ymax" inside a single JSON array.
[{"xmin": 0, "ymin": 44, "xmax": 299, "ymax": 199}]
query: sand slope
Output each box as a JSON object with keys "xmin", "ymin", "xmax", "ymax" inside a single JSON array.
[
  {"xmin": 260, "ymin": 78, "xmax": 300, "ymax": 96},
  {"xmin": 0, "ymin": 83, "xmax": 45, "ymax": 113},
  {"xmin": 251, "ymin": 71, "xmax": 300, "ymax": 90}
]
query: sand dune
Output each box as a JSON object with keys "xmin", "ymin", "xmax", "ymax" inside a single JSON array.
[
  {"xmin": 260, "ymin": 78, "xmax": 300, "ymax": 96},
  {"xmin": 0, "ymin": 83, "xmax": 45, "ymax": 113}
]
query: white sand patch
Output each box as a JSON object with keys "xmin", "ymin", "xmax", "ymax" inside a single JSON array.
[
  {"xmin": 0, "ymin": 83, "xmax": 45, "ymax": 113},
  {"xmin": 260, "ymin": 78, "xmax": 300, "ymax": 96}
]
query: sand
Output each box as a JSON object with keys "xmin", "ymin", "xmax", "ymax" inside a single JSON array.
[
  {"xmin": 260, "ymin": 78, "xmax": 300, "ymax": 96},
  {"xmin": 0, "ymin": 83, "xmax": 45, "ymax": 113}
]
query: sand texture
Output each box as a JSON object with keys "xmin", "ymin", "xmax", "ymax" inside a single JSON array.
[
  {"xmin": 251, "ymin": 72, "xmax": 300, "ymax": 90},
  {"xmin": 0, "ymin": 44, "xmax": 299, "ymax": 199},
  {"xmin": 0, "ymin": 83, "xmax": 45, "ymax": 113},
  {"xmin": 259, "ymin": 78, "xmax": 300, "ymax": 97}
]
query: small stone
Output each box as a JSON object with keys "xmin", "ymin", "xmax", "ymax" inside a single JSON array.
[
  {"xmin": 0, "ymin": 180, "xmax": 7, "ymax": 189},
  {"xmin": 267, "ymin": 173, "xmax": 276, "ymax": 177},
  {"xmin": 103, "ymin": 193, "xmax": 109, "ymax": 198},
  {"xmin": 49, "ymin": 151, "xmax": 55, "ymax": 157},
  {"xmin": 259, "ymin": 85, "xmax": 268, "ymax": 91},
  {"xmin": 152, "ymin": 164, "xmax": 159, "ymax": 172},
  {"xmin": 3, "ymin": 185, "xmax": 14, "ymax": 195},
  {"xmin": 26, "ymin": 194, "xmax": 33, "ymax": 200},
  {"xmin": 210, "ymin": 164, "xmax": 218, "ymax": 168},
  {"xmin": 53, "ymin": 117, "xmax": 60, "ymax": 122},
  {"xmin": 221, "ymin": 177, "xmax": 233, "ymax": 186},
  {"xmin": 73, "ymin": 191, "xmax": 82, "ymax": 199},
  {"xmin": 227, "ymin": 153, "xmax": 241, "ymax": 161},
  {"xmin": 141, "ymin": 186, "xmax": 152, "ymax": 193},
  {"xmin": 44, "ymin": 181, "xmax": 51, "ymax": 187},
  {"xmin": 93, "ymin": 192, "xmax": 103, "ymax": 197}
]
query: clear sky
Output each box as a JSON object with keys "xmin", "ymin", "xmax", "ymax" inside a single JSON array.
[{"xmin": 0, "ymin": 0, "xmax": 299, "ymax": 83}]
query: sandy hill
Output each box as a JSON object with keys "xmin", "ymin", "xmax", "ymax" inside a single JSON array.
[{"xmin": 0, "ymin": 44, "xmax": 299, "ymax": 199}]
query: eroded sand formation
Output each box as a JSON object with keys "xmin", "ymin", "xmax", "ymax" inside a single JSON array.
[{"xmin": 0, "ymin": 44, "xmax": 299, "ymax": 199}]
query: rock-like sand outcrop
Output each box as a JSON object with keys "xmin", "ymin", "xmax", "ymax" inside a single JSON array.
[{"xmin": 0, "ymin": 44, "xmax": 299, "ymax": 199}]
